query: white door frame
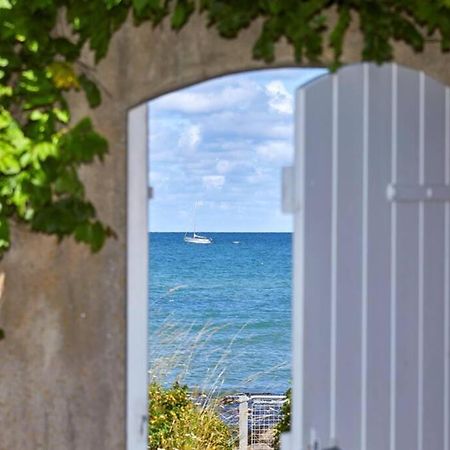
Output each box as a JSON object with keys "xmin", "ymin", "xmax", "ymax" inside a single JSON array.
[{"xmin": 126, "ymin": 102, "xmax": 149, "ymax": 450}]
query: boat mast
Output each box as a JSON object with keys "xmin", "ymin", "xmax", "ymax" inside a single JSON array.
[{"xmin": 193, "ymin": 202, "xmax": 197, "ymax": 236}]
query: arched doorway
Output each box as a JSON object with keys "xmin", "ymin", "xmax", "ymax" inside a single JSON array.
[{"xmin": 127, "ymin": 63, "xmax": 450, "ymax": 450}]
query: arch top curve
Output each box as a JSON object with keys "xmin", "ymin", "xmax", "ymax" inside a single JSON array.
[
  {"xmin": 115, "ymin": 12, "xmax": 450, "ymax": 110},
  {"xmin": 127, "ymin": 64, "xmax": 321, "ymax": 111}
]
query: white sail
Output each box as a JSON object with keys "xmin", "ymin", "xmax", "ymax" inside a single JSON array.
[{"xmin": 184, "ymin": 202, "xmax": 212, "ymax": 244}]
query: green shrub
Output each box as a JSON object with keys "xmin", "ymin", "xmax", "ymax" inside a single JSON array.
[
  {"xmin": 148, "ymin": 383, "xmax": 233, "ymax": 450},
  {"xmin": 273, "ymin": 388, "xmax": 291, "ymax": 450}
]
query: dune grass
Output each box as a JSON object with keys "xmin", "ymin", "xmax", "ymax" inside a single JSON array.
[
  {"xmin": 148, "ymin": 316, "xmax": 289, "ymax": 449},
  {"xmin": 148, "ymin": 319, "xmax": 237, "ymax": 449},
  {"xmin": 148, "ymin": 382, "xmax": 233, "ymax": 450}
]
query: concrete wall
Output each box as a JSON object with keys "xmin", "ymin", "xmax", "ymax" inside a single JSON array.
[{"xmin": 1, "ymin": 11, "xmax": 449, "ymax": 449}]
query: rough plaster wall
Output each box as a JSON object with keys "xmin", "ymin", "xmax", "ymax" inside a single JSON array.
[
  {"xmin": 0, "ymin": 27, "xmax": 127, "ymax": 450},
  {"xmin": 0, "ymin": 11, "xmax": 449, "ymax": 449}
]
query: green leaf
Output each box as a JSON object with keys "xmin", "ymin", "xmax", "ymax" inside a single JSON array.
[
  {"xmin": 253, "ymin": 24, "xmax": 276, "ymax": 63},
  {"xmin": 0, "ymin": 85, "xmax": 12, "ymax": 97},
  {"xmin": 132, "ymin": 0, "xmax": 149, "ymax": 14},
  {"xmin": 0, "ymin": 155, "xmax": 20, "ymax": 174},
  {"xmin": 171, "ymin": 0, "xmax": 194, "ymax": 30},
  {"xmin": 47, "ymin": 61, "xmax": 80, "ymax": 89},
  {"xmin": 105, "ymin": 0, "xmax": 123, "ymax": 9},
  {"xmin": 0, "ymin": 215, "xmax": 10, "ymax": 252},
  {"xmin": 59, "ymin": 118, "xmax": 108, "ymax": 163},
  {"xmin": 89, "ymin": 221, "xmax": 107, "ymax": 251},
  {"xmin": 0, "ymin": 108, "xmax": 12, "ymax": 129},
  {"xmin": 29, "ymin": 142, "xmax": 56, "ymax": 164},
  {"xmin": 23, "ymin": 92, "xmax": 59, "ymax": 109},
  {"xmin": 74, "ymin": 220, "xmax": 108, "ymax": 252},
  {"xmin": 0, "ymin": 148, "xmax": 21, "ymax": 174},
  {"xmin": 52, "ymin": 108, "xmax": 70, "ymax": 124},
  {"xmin": 52, "ymin": 38, "xmax": 81, "ymax": 61},
  {"xmin": 78, "ymin": 74, "xmax": 101, "ymax": 108},
  {"xmin": 329, "ymin": 5, "xmax": 351, "ymax": 69},
  {"xmin": 54, "ymin": 167, "xmax": 84, "ymax": 197},
  {"xmin": 31, "ymin": 198, "xmax": 96, "ymax": 236}
]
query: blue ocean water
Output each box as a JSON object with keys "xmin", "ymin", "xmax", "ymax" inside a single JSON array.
[{"xmin": 148, "ymin": 232, "xmax": 292, "ymax": 394}]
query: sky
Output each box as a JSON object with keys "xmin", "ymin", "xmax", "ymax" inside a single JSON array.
[{"xmin": 148, "ymin": 68, "xmax": 327, "ymax": 232}]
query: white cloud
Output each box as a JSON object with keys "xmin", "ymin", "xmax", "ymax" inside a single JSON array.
[
  {"xmin": 201, "ymin": 110, "xmax": 292, "ymax": 141},
  {"xmin": 178, "ymin": 125, "xmax": 201, "ymax": 152},
  {"xmin": 268, "ymin": 124, "xmax": 292, "ymax": 139},
  {"xmin": 216, "ymin": 159, "xmax": 232, "ymax": 174},
  {"xmin": 149, "ymin": 170, "xmax": 168, "ymax": 185},
  {"xmin": 148, "ymin": 69, "xmax": 326, "ymax": 231},
  {"xmin": 265, "ymin": 80, "xmax": 293, "ymax": 114},
  {"xmin": 155, "ymin": 81, "xmax": 260, "ymax": 114},
  {"xmin": 202, "ymin": 175, "xmax": 225, "ymax": 190},
  {"xmin": 246, "ymin": 168, "xmax": 266, "ymax": 185},
  {"xmin": 256, "ymin": 140, "xmax": 292, "ymax": 163}
]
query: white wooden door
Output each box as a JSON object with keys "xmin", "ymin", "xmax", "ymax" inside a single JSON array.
[{"xmin": 286, "ymin": 63, "xmax": 450, "ymax": 450}]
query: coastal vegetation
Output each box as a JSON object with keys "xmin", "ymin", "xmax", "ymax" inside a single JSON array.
[
  {"xmin": 148, "ymin": 382, "xmax": 233, "ymax": 450},
  {"xmin": 148, "ymin": 313, "xmax": 291, "ymax": 449},
  {"xmin": 273, "ymin": 388, "xmax": 291, "ymax": 450},
  {"xmin": 148, "ymin": 319, "xmax": 237, "ymax": 449}
]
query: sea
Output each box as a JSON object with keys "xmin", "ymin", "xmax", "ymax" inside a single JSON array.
[{"xmin": 148, "ymin": 232, "xmax": 292, "ymax": 394}]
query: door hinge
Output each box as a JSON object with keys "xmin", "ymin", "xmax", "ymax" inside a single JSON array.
[
  {"xmin": 387, "ymin": 183, "xmax": 450, "ymax": 203},
  {"xmin": 140, "ymin": 414, "xmax": 148, "ymax": 435}
]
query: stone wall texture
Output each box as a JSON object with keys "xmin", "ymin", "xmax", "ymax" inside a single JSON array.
[{"xmin": 1, "ymin": 11, "xmax": 450, "ymax": 449}]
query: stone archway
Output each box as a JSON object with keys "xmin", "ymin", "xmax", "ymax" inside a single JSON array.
[{"xmin": 1, "ymin": 12, "xmax": 450, "ymax": 450}]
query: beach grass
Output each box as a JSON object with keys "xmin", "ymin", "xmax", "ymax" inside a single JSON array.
[
  {"xmin": 148, "ymin": 382, "xmax": 234, "ymax": 450},
  {"xmin": 148, "ymin": 317, "xmax": 289, "ymax": 449}
]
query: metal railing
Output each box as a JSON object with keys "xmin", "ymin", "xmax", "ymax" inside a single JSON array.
[
  {"xmin": 191, "ymin": 392, "xmax": 287, "ymax": 449},
  {"xmin": 237, "ymin": 394, "xmax": 286, "ymax": 450}
]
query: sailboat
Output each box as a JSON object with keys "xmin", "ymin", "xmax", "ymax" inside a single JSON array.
[{"xmin": 184, "ymin": 203, "xmax": 212, "ymax": 244}]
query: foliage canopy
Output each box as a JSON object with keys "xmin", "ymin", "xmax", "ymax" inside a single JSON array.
[{"xmin": 1, "ymin": 0, "xmax": 450, "ymax": 260}]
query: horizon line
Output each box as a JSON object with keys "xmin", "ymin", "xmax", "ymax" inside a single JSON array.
[{"xmin": 148, "ymin": 230, "xmax": 293, "ymax": 233}]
